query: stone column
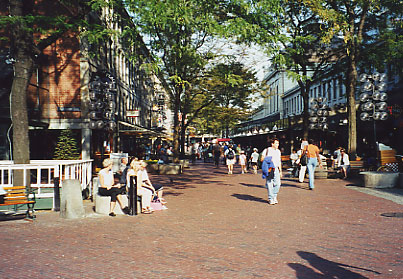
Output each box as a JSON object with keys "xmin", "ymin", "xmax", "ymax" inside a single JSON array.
[
  {"xmin": 60, "ymin": 179, "xmax": 85, "ymax": 219},
  {"xmin": 81, "ymin": 128, "xmax": 91, "ymax": 160}
]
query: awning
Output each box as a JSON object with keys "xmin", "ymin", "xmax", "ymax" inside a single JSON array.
[{"xmin": 118, "ymin": 121, "xmax": 166, "ymax": 137}]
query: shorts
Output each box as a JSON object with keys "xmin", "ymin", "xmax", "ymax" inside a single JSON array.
[
  {"xmin": 153, "ymin": 184, "xmax": 164, "ymax": 191},
  {"xmin": 251, "ymin": 162, "xmax": 258, "ymax": 166}
]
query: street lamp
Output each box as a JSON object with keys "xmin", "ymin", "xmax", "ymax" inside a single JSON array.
[
  {"xmin": 88, "ymin": 74, "xmax": 117, "ymax": 131},
  {"xmin": 358, "ymin": 72, "xmax": 388, "ymax": 158},
  {"xmin": 308, "ymin": 97, "xmax": 329, "ymax": 130}
]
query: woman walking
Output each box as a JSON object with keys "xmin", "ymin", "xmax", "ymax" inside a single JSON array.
[{"xmin": 302, "ymin": 139, "xmax": 322, "ymax": 190}]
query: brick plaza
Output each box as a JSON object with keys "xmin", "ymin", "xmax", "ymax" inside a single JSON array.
[{"xmin": 1, "ymin": 162, "xmax": 402, "ymax": 278}]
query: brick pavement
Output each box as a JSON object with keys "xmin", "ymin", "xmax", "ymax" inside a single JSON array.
[{"xmin": 0, "ymin": 162, "xmax": 402, "ymax": 279}]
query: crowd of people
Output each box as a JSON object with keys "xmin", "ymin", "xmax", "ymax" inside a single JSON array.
[
  {"xmin": 188, "ymin": 137, "xmax": 351, "ymax": 205},
  {"xmin": 98, "ymin": 137, "xmax": 351, "ymax": 213}
]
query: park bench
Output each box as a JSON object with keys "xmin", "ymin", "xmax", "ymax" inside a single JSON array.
[
  {"xmin": 281, "ymin": 155, "xmax": 291, "ymax": 168},
  {"xmin": 348, "ymin": 160, "xmax": 366, "ymax": 177},
  {"xmin": 0, "ymin": 186, "xmax": 36, "ymax": 219}
]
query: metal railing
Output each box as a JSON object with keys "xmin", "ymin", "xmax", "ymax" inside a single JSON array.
[{"xmin": 0, "ymin": 160, "xmax": 93, "ymax": 209}]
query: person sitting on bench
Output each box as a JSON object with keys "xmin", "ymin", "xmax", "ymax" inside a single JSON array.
[
  {"xmin": 98, "ymin": 158, "xmax": 129, "ymax": 216},
  {"xmin": 336, "ymin": 149, "xmax": 350, "ymax": 179},
  {"xmin": 127, "ymin": 159, "xmax": 154, "ymax": 214},
  {"xmin": 138, "ymin": 161, "xmax": 167, "ymax": 208}
]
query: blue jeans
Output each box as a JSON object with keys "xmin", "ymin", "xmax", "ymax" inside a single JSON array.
[
  {"xmin": 307, "ymin": 158, "xmax": 318, "ymax": 189},
  {"xmin": 265, "ymin": 168, "xmax": 281, "ymax": 201}
]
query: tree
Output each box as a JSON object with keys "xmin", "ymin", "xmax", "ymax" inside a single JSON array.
[
  {"xmin": 53, "ymin": 130, "xmax": 80, "ymax": 160},
  {"xmin": 225, "ymin": 0, "xmax": 339, "ymax": 139},
  {"xmin": 195, "ymin": 61, "xmax": 257, "ymax": 137},
  {"xmin": 125, "ymin": 0, "xmax": 230, "ymax": 160},
  {"xmin": 1, "ymin": 0, "xmax": 114, "ymax": 186},
  {"xmin": 301, "ymin": 0, "xmax": 398, "ymax": 157},
  {"xmin": 1, "ymin": 0, "xmax": 105, "ymax": 165}
]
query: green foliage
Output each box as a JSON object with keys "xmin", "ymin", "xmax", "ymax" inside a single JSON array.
[
  {"xmin": 53, "ymin": 130, "xmax": 80, "ymax": 160},
  {"xmin": 192, "ymin": 61, "xmax": 257, "ymax": 136}
]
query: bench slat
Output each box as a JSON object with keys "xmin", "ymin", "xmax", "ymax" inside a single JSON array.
[
  {"xmin": 3, "ymin": 186, "xmax": 27, "ymax": 190},
  {"xmin": 1, "ymin": 201, "xmax": 35, "ymax": 206}
]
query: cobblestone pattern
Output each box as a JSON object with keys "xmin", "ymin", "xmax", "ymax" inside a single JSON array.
[{"xmin": 0, "ymin": 162, "xmax": 402, "ymax": 278}]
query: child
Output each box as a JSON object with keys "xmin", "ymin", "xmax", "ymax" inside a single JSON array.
[{"xmin": 239, "ymin": 150, "xmax": 247, "ymax": 174}]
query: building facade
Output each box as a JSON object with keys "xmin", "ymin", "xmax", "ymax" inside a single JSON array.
[{"xmin": 0, "ymin": 1, "xmax": 171, "ymax": 163}]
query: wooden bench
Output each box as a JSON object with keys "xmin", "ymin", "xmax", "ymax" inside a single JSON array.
[
  {"xmin": 281, "ymin": 155, "xmax": 291, "ymax": 168},
  {"xmin": 349, "ymin": 160, "xmax": 365, "ymax": 177},
  {"xmin": 0, "ymin": 186, "xmax": 36, "ymax": 219},
  {"xmin": 379, "ymin": 150, "xmax": 398, "ymax": 165}
]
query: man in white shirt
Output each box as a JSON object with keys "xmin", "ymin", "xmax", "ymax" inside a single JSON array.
[{"xmin": 261, "ymin": 138, "xmax": 282, "ymax": 205}]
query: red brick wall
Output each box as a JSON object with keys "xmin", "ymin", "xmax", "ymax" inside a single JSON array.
[{"xmin": 1, "ymin": 0, "xmax": 82, "ymax": 120}]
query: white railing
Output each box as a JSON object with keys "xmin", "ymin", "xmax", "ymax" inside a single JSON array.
[{"xmin": 0, "ymin": 160, "xmax": 93, "ymax": 209}]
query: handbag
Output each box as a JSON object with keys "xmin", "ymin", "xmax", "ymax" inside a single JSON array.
[
  {"xmin": 300, "ymin": 154, "xmax": 308, "ymax": 166},
  {"xmin": 150, "ymin": 199, "xmax": 163, "ymax": 211}
]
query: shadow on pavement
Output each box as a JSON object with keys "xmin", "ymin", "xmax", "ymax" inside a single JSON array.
[
  {"xmin": 231, "ymin": 193, "xmax": 267, "ymax": 204},
  {"xmin": 288, "ymin": 251, "xmax": 380, "ymax": 279},
  {"xmin": 239, "ymin": 183, "xmax": 264, "ymax": 189}
]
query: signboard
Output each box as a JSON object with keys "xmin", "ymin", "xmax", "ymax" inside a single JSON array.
[
  {"xmin": 126, "ymin": 110, "xmax": 139, "ymax": 117},
  {"xmin": 110, "ymin": 153, "xmax": 129, "ymax": 173}
]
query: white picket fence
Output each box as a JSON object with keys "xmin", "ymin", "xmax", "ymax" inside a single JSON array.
[{"xmin": 0, "ymin": 160, "xmax": 93, "ymax": 209}]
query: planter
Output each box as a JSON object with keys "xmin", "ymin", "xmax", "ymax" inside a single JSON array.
[
  {"xmin": 179, "ymin": 159, "xmax": 190, "ymax": 168},
  {"xmin": 158, "ymin": 164, "xmax": 182, "ymax": 175},
  {"xmin": 146, "ymin": 164, "xmax": 159, "ymax": 174},
  {"xmin": 361, "ymin": 171, "xmax": 399, "ymax": 188}
]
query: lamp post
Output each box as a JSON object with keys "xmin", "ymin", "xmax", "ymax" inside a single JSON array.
[
  {"xmin": 358, "ymin": 72, "xmax": 388, "ymax": 165},
  {"xmin": 308, "ymin": 97, "xmax": 329, "ymax": 131},
  {"xmin": 88, "ymin": 73, "xmax": 117, "ymax": 160}
]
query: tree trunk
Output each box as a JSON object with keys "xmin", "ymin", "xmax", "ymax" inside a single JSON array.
[
  {"xmin": 346, "ymin": 55, "xmax": 358, "ymax": 159},
  {"xmin": 180, "ymin": 113, "xmax": 187, "ymax": 159},
  {"xmin": 172, "ymin": 87, "xmax": 181, "ymax": 163},
  {"xmin": 10, "ymin": 0, "xmax": 35, "ymax": 187},
  {"xmin": 298, "ymin": 80, "xmax": 310, "ymax": 140}
]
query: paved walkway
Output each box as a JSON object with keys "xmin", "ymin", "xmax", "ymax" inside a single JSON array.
[{"xmin": 1, "ymin": 162, "xmax": 402, "ymax": 278}]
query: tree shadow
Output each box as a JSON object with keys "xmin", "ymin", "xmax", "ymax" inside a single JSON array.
[
  {"xmin": 288, "ymin": 251, "xmax": 380, "ymax": 279},
  {"xmin": 231, "ymin": 193, "xmax": 267, "ymax": 204}
]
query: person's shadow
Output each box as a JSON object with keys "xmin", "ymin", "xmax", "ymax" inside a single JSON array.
[{"xmin": 288, "ymin": 251, "xmax": 380, "ymax": 278}]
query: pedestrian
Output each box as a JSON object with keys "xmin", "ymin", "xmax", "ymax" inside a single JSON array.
[
  {"xmin": 261, "ymin": 138, "xmax": 282, "ymax": 205},
  {"xmin": 224, "ymin": 145, "xmax": 236, "ymax": 174},
  {"xmin": 213, "ymin": 140, "xmax": 221, "ymax": 167},
  {"xmin": 302, "ymin": 139, "xmax": 322, "ymax": 190},
  {"xmin": 250, "ymin": 148, "xmax": 259, "ymax": 174},
  {"xmin": 239, "ymin": 150, "xmax": 247, "ymax": 174},
  {"xmin": 298, "ymin": 141, "xmax": 308, "ymax": 183},
  {"xmin": 336, "ymin": 149, "xmax": 350, "ymax": 179}
]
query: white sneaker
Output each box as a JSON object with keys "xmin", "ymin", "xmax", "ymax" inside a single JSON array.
[
  {"xmin": 161, "ymin": 205, "xmax": 168, "ymax": 210},
  {"xmin": 274, "ymin": 198, "xmax": 278, "ymax": 204},
  {"xmin": 269, "ymin": 200, "xmax": 276, "ymax": 205}
]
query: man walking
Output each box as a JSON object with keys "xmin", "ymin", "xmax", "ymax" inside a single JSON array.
[{"xmin": 261, "ymin": 138, "xmax": 282, "ymax": 205}]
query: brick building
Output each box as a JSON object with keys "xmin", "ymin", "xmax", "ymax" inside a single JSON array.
[{"xmin": 0, "ymin": 1, "xmax": 170, "ymax": 162}]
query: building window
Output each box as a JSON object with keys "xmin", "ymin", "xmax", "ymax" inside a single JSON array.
[
  {"xmin": 339, "ymin": 76, "xmax": 343, "ymax": 98},
  {"xmin": 333, "ymin": 79, "xmax": 337, "ymax": 100}
]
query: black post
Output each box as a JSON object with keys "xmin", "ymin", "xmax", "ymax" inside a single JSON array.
[
  {"xmin": 54, "ymin": 177, "xmax": 60, "ymax": 211},
  {"xmin": 129, "ymin": 176, "xmax": 138, "ymax": 215}
]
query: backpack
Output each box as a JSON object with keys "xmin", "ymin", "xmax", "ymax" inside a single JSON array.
[{"xmin": 227, "ymin": 150, "xmax": 235, "ymax": 159}]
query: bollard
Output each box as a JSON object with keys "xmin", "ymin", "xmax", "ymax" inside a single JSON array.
[
  {"xmin": 129, "ymin": 176, "xmax": 138, "ymax": 215},
  {"xmin": 54, "ymin": 177, "xmax": 60, "ymax": 211}
]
